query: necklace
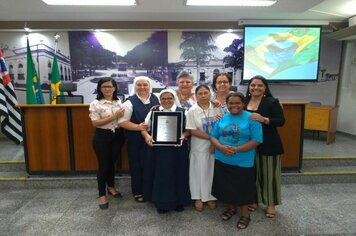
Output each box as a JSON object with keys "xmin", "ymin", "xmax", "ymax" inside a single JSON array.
[{"xmin": 199, "ymin": 103, "xmax": 213, "ymax": 133}]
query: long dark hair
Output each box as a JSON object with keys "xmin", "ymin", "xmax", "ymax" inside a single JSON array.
[
  {"xmin": 245, "ymin": 75, "xmax": 273, "ymax": 98},
  {"xmin": 211, "ymin": 73, "xmax": 232, "ymax": 92},
  {"xmin": 96, "ymin": 78, "xmax": 119, "ymax": 100}
]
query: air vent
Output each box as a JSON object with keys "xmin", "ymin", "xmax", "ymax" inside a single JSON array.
[{"xmin": 328, "ymin": 16, "xmax": 356, "ymax": 41}]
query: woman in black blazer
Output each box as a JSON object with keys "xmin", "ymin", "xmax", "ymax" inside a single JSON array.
[{"xmin": 244, "ymin": 75, "xmax": 285, "ymax": 218}]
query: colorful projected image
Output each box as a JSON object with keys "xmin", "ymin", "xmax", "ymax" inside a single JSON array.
[{"xmin": 243, "ymin": 26, "xmax": 321, "ymax": 81}]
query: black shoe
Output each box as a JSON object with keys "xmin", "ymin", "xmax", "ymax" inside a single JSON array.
[
  {"xmin": 107, "ymin": 188, "xmax": 123, "ymax": 198},
  {"xmin": 175, "ymin": 205, "xmax": 184, "ymax": 212},
  {"xmin": 134, "ymin": 195, "xmax": 144, "ymax": 203},
  {"xmin": 157, "ymin": 209, "xmax": 168, "ymax": 214},
  {"xmin": 99, "ymin": 202, "xmax": 109, "ymax": 210}
]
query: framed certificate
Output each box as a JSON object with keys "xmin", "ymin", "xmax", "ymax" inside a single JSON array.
[{"xmin": 151, "ymin": 111, "xmax": 183, "ymax": 146}]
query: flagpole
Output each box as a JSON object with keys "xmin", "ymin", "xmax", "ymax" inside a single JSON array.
[
  {"xmin": 51, "ymin": 33, "xmax": 62, "ymax": 104},
  {"xmin": 54, "ymin": 32, "xmax": 60, "ymax": 55}
]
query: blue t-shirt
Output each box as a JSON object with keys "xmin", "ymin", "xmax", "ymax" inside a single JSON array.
[{"xmin": 210, "ymin": 111, "xmax": 263, "ymax": 167}]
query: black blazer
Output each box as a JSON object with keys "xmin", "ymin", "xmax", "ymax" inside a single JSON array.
[{"xmin": 245, "ymin": 96, "xmax": 285, "ymax": 155}]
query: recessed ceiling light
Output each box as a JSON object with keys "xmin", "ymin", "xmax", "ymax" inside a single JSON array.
[
  {"xmin": 41, "ymin": 0, "xmax": 136, "ymax": 6},
  {"xmin": 186, "ymin": 0, "xmax": 276, "ymax": 7}
]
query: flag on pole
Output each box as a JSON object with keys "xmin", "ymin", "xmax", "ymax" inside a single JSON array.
[
  {"xmin": 0, "ymin": 51, "xmax": 23, "ymax": 145},
  {"xmin": 50, "ymin": 53, "xmax": 62, "ymax": 104},
  {"xmin": 26, "ymin": 38, "xmax": 44, "ymax": 104}
]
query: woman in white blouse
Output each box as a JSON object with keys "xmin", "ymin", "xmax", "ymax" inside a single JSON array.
[
  {"xmin": 89, "ymin": 78, "xmax": 125, "ymax": 210},
  {"xmin": 186, "ymin": 85, "xmax": 220, "ymax": 211}
]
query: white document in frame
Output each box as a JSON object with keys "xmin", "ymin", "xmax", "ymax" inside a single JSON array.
[{"xmin": 156, "ymin": 115, "xmax": 177, "ymax": 142}]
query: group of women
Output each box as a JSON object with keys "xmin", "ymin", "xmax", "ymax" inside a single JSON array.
[{"xmin": 89, "ymin": 72, "xmax": 285, "ymax": 230}]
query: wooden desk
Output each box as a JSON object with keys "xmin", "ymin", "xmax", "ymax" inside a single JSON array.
[
  {"xmin": 19, "ymin": 102, "xmax": 307, "ymax": 172},
  {"xmin": 304, "ymin": 105, "xmax": 337, "ymax": 144}
]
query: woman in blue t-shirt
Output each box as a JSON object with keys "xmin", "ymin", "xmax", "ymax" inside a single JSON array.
[{"xmin": 210, "ymin": 92, "xmax": 262, "ymax": 230}]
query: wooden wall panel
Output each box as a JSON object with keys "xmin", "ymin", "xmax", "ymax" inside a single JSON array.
[
  {"xmin": 71, "ymin": 107, "xmax": 129, "ymax": 171},
  {"xmin": 279, "ymin": 103, "xmax": 304, "ymax": 169},
  {"xmin": 23, "ymin": 106, "xmax": 71, "ymax": 171},
  {"xmin": 71, "ymin": 107, "xmax": 97, "ymax": 171}
]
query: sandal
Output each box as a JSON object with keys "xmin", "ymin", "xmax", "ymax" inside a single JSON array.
[
  {"xmin": 236, "ymin": 215, "xmax": 251, "ymax": 229},
  {"xmin": 207, "ymin": 200, "xmax": 217, "ymax": 209},
  {"xmin": 248, "ymin": 204, "xmax": 257, "ymax": 212},
  {"xmin": 194, "ymin": 200, "xmax": 204, "ymax": 212},
  {"xmin": 107, "ymin": 187, "xmax": 123, "ymax": 198},
  {"xmin": 221, "ymin": 208, "xmax": 237, "ymax": 221},
  {"xmin": 265, "ymin": 211, "xmax": 276, "ymax": 218},
  {"xmin": 265, "ymin": 207, "xmax": 276, "ymax": 218},
  {"xmin": 134, "ymin": 195, "xmax": 144, "ymax": 203},
  {"xmin": 98, "ymin": 196, "xmax": 109, "ymax": 210}
]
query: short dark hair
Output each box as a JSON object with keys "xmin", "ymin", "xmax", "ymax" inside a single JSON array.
[
  {"xmin": 212, "ymin": 73, "xmax": 232, "ymax": 92},
  {"xmin": 226, "ymin": 92, "xmax": 245, "ymax": 104},
  {"xmin": 245, "ymin": 75, "xmax": 273, "ymax": 98},
  {"xmin": 96, "ymin": 78, "xmax": 119, "ymax": 101},
  {"xmin": 195, "ymin": 84, "xmax": 210, "ymax": 95}
]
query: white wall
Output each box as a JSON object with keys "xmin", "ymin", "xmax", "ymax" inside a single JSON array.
[
  {"xmin": 238, "ymin": 81, "xmax": 338, "ymax": 105},
  {"xmin": 337, "ymin": 40, "xmax": 356, "ymax": 135}
]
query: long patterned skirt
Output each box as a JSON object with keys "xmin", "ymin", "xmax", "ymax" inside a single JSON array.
[{"xmin": 256, "ymin": 152, "xmax": 282, "ymax": 206}]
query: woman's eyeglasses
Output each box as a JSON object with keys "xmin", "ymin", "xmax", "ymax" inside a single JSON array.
[
  {"xmin": 217, "ymin": 81, "xmax": 229, "ymax": 85},
  {"xmin": 160, "ymin": 97, "xmax": 174, "ymax": 101}
]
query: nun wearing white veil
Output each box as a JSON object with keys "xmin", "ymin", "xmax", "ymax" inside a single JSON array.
[
  {"xmin": 118, "ymin": 76, "xmax": 160, "ymax": 203},
  {"xmin": 140, "ymin": 89, "xmax": 191, "ymax": 214}
]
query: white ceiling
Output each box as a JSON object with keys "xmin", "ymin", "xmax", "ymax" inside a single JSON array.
[{"xmin": 0, "ymin": 0, "xmax": 355, "ymax": 22}]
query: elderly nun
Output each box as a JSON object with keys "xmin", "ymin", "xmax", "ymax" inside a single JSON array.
[
  {"xmin": 118, "ymin": 76, "xmax": 160, "ymax": 203},
  {"xmin": 140, "ymin": 89, "xmax": 191, "ymax": 214}
]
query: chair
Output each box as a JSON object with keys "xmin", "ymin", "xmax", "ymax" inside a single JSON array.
[
  {"xmin": 230, "ymin": 86, "xmax": 238, "ymax": 92},
  {"xmin": 308, "ymin": 101, "xmax": 322, "ymax": 140},
  {"xmin": 152, "ymin": 87, "xmax": 166, "ymax": 93},
  {"xmin": 59, "ymin": 83, "xmax": 77, "ymax": 96},
  {"xmin": 56, "ymin": 82, "xmax": 84, "ymax": 104},
  {"xmin": 117, "ymin": 94, "xmax": 125, "ymax": 102},
  {"xmin": 56, "ymin": 95, "xmax": 84, "ymax": 104},
  {"xmin": 309, "ymin": 101, "xmax": 322, "ymax": 106}
]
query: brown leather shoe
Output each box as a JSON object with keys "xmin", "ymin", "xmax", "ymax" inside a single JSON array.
[
  {"xmin": 207, "ymin": 200, "xmax": 217, "ymax": 209},
  {"xmin": 194, "ymin": 200, "xmax": 204, "ymax": 212}
]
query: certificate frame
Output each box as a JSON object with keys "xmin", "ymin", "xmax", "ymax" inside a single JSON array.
[{"xmin": 151, "ymin": 111, "xmax": 183, "ymax": 146}]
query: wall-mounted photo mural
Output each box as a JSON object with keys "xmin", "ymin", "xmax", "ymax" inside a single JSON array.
[
  {"xmin": 0, "ymin": 32, "xmax": 71, "ymax": 103},
  {"xmin": 0, "ymin": 30, "xmax": 342, "ymax": 105},
  {"xmin": 68, "ymin": 30, "xmax": 242, "ymax": 103}
]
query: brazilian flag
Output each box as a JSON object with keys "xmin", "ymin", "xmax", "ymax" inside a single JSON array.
[
  {"xmin": 26, "ymin": 38, "xmax": 45, "ymax": 104},
  {"xmin": 245, "ymin": 28, "xmax": 320, "ymax": 78}
]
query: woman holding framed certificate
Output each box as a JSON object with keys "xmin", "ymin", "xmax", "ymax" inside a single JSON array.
[
  {"xmin": 141, "ymin": 89, "xmax": 191, "ymax": 214},
  {"xmin": 210, "ymin": 92, "xmax": 262, "ymax": 230},
  {"xmin": 118, "ymin": 76, "xmax": 160, "ymax": 203}
]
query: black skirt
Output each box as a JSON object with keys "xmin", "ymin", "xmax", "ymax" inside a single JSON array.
[{"xmin": 212, "ymin": 160, "xmax": 256, "ymax": 206}]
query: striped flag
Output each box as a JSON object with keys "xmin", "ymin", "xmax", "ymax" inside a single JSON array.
[{"xmin": 0, "ymin": 51, "xmax": 23, "ymax": 144}]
